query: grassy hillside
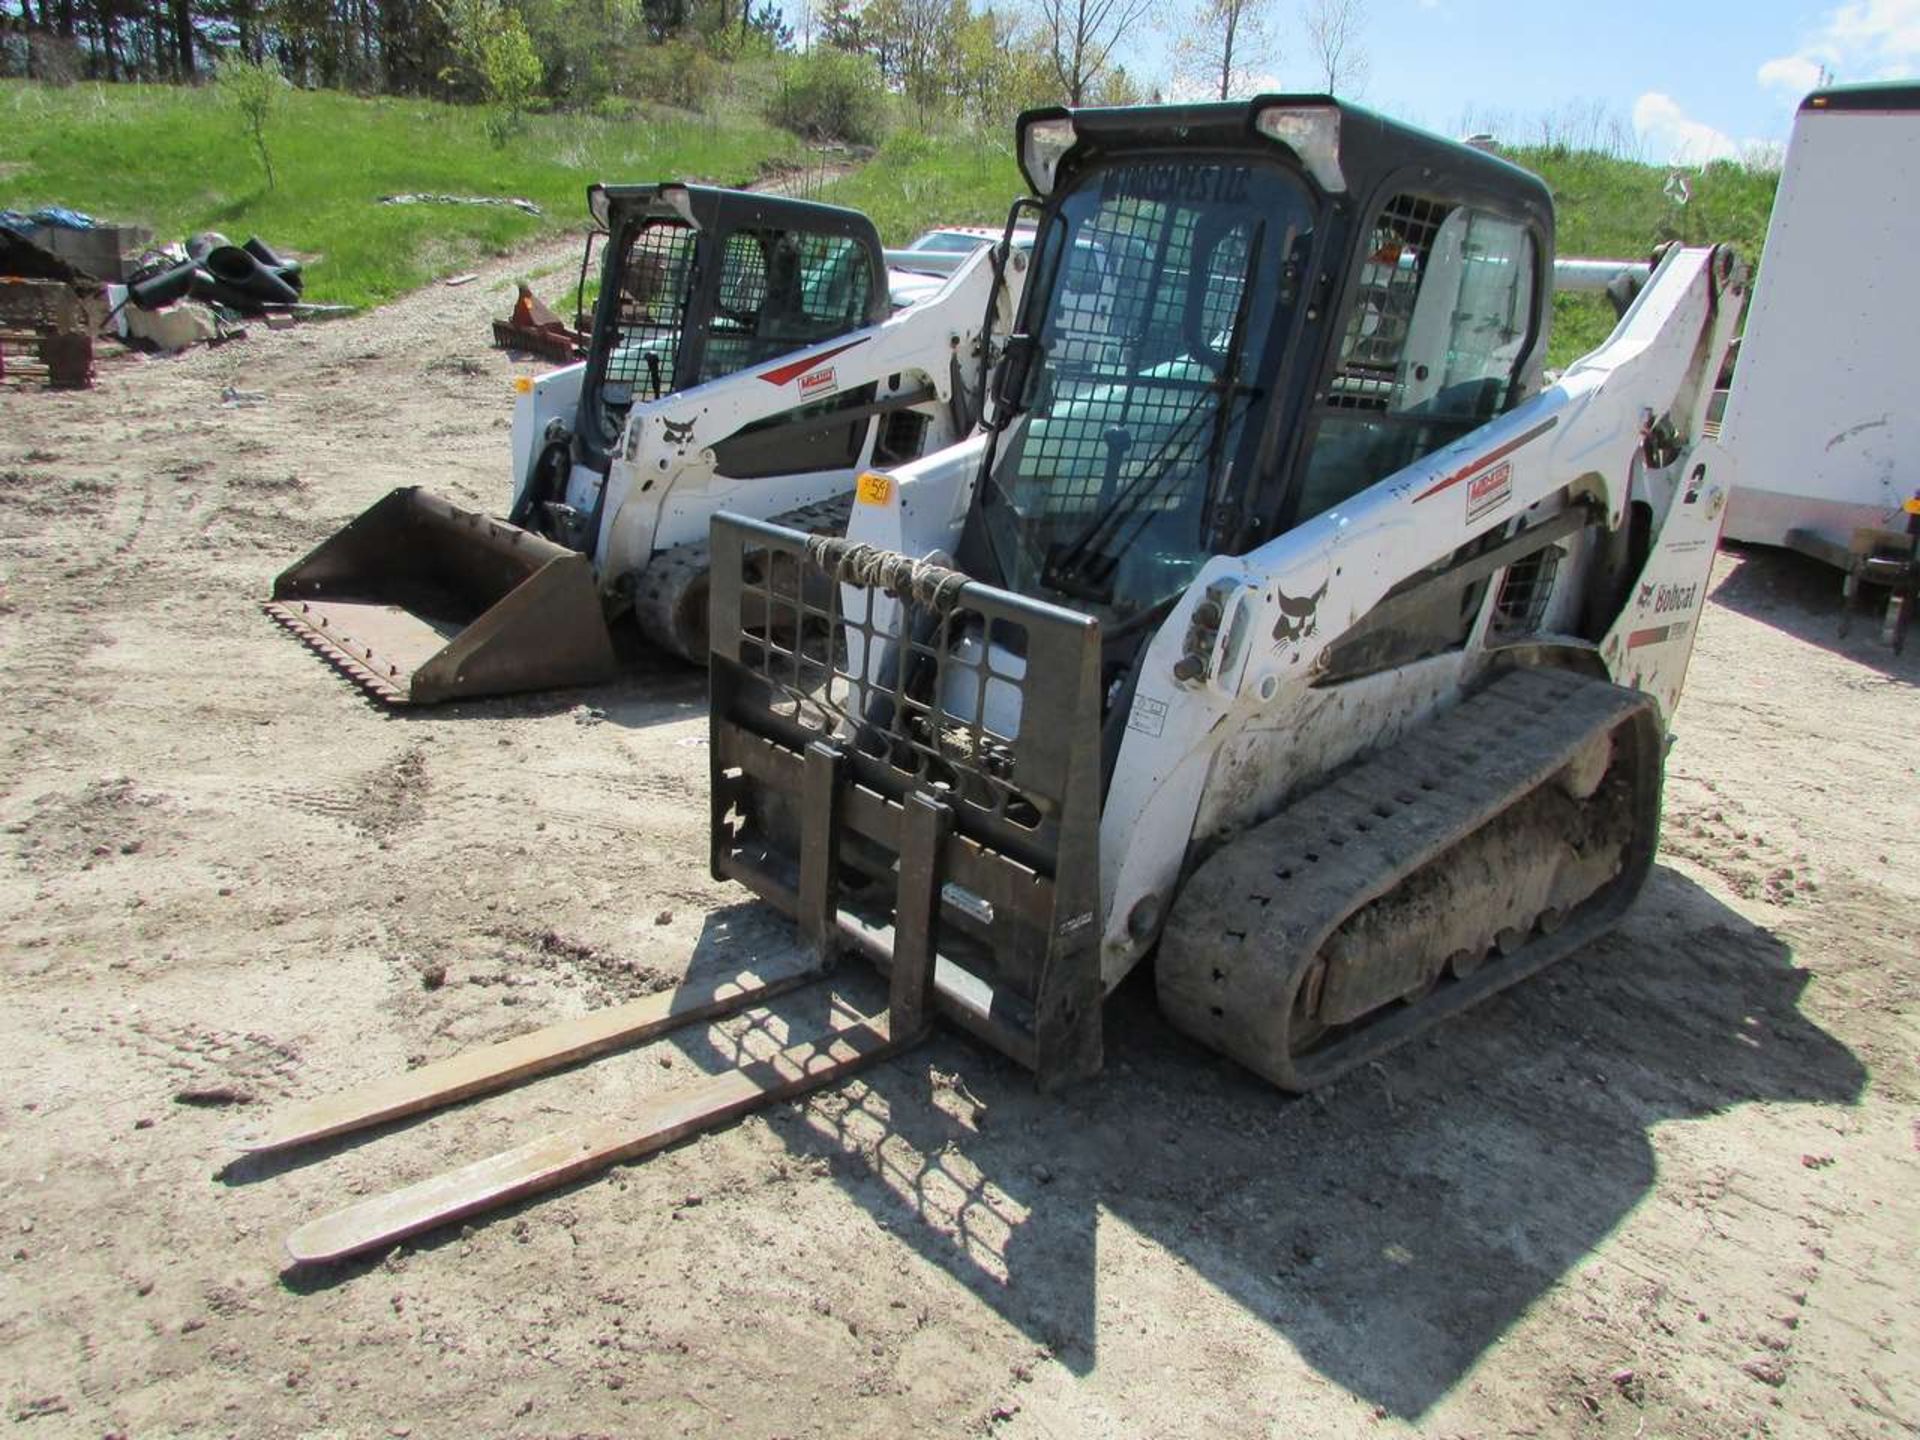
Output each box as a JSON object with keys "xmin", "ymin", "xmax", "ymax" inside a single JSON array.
[
  {"xmin": 4, "ymin": 82, "xmax": 1780, "ymax": 367},
  {"xmin": 1520, "ymin": 145, "xmax": 1778, "ymax": 363},
  {"xmin": 0, "ymin": 81, "xmax": 801, "ymax": 308},
  {"xmin": 827, "ymin": 131, "xmax": 1779, "ymax": 368},
  {"xmin": 821, "ymin": 131, "xmax": 1022, "ymax": 243}
]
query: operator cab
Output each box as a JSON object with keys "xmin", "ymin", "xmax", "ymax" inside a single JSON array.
[
  {"xmin": 962, "ymin": 98, "xmax": 1553, "ymax": 645},
  {"xmin": 576, "ymin": 184, "xmax": 889, "ymax": 472}
]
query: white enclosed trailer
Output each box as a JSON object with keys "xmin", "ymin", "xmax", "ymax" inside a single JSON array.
[{"xmin": 1718, "ymin": 82, "xmax": 1920, "ymax": 646}]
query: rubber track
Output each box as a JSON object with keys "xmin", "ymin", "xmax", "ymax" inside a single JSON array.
[
  {"xmin": 1156, "ymin": 665, "xmax": 1660, "ymax": 1091},
  {"xmin": 632, "ymin": 492, "xmax": 855, "ymax": 664}
]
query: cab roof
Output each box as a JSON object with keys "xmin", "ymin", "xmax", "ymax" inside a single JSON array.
[
  {"xmin": 1019, "ymin": 95, "xmax": 1554, "ymax": 230},
  {"xmin": 586, "ymin": 181, "xmax": 882, "ymax": 244}
]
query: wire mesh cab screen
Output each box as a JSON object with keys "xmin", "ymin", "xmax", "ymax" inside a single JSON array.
[
  {"xmin": 593, "ymin": 218, "xmax": 876, "ymax": 445},
  {"xmin": 1292, "ymin": 193, "xmax": 1538, "ymax": 525},
  {"xmin": 707, "ymin": 514, "xmax": 1107, "ymax": 1084},
  {"xmin": 598, "ymin": 218, "xmax": 697, "ymax": 439},
  {"xmin": 978, "ymin": 159, "xmax": 1316, "ymax": 619},
  {"xmin": 698, "ymin": 228, "xmax": 875, "ymax": 385}
]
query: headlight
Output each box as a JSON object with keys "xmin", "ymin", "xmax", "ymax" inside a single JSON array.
[
  {"xmin": 587, "ymin": 184, "xmax": 610, "ymax": 231},
  {"xmin": 1018, "ymin": 114, "xmax": 1078, "ymax": 197},
  {"xmin": 659, "ymin": 184, "xmax": 697, "ymax": 226},
  {"xmin": 1254, "ymin": 105, "xmax": 1346, "ymax": 194}
]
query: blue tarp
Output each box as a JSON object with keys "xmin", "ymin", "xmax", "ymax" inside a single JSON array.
[{"xmin": 0, "ymin": 207, "xmax": 103, "ymax": 235}]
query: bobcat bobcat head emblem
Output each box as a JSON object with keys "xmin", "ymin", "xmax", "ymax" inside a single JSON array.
[{"xmin": 1272, "ymin": 579, "xmax": 1330, "ymax": 645}]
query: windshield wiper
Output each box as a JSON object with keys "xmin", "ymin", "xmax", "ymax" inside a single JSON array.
[
  {"xmin": 1198, "ymin": 221, "xmax": 1264, "ymax": 540},
  {"xmin": 1047, "ymin": 225, "xmax": 1270, "ymax": 602},
  {"xmin": 1042, "ymin": 402, "xmax": 1214, "ymax": 601}
]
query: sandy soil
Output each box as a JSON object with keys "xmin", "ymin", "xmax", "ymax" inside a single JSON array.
[{"xmin": 1, "ymin": 250, "xmax": 1916, "ymax": 1440}]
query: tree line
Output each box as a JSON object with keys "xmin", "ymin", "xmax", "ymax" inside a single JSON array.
[{"xmin": 0, "ymin": 0, "xmax": 1371, "ymax": 136}]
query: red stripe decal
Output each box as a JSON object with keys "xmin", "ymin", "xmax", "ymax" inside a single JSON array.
[
  {"xmin": 1626, "ymin": 623, "xmax": 1686, "ymax": 651},
  {"xmin": 1626, "ymin": 626, "xmax": 1664, "ymax": 650},
  {"xmin": 758, "ymin": 337, "xmax": 870, "ymax": 386},
  {"xmin": 1413, "ymin": 416, "xmax": 1560, "ymax": 503}
]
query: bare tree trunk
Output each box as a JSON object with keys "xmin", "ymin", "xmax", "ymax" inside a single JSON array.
[
  {"xmin": 168, "ymin": 0, "xmax": 191, "ymax": 75},
  {"xmin": 95, "ymin": 1, "xmax": 117, "ymax": 80},
  {"xmin": 1302, "ymin": 0, "xmax": 1366, "ymax": 95},
  {"xmin": 1217, "ymin": 0, "xmax": 1235, "ymax": 100}
]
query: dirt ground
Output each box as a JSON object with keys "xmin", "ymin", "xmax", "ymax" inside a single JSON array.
[{"xmin": 2, "ymin": 245, "xmax": 1916, "ymax": 1440}]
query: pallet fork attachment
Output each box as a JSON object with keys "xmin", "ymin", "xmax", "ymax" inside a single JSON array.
[
  {"xmin": 256, "ymin": 887, "xmax": 941, "ymax": 1266},
  {"xmin": 255, "ymin": 513, "xmax": 1111, "ymax": 1263},
  {"xmin": 707, "ymin": 513, "xmax": 1110, "ymax": 1090},
  {"xmin": 233, "ymin": 959, "xmax": 826, "ymax": 1156},
  {"xmin": 282, "ymin": 1008, "xmax": 914, "ymax": 1266}
]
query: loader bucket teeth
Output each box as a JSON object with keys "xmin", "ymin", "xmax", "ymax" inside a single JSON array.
[{"xmin": 264, "ymin": 487, "xmax": 617, "ymax": 704}]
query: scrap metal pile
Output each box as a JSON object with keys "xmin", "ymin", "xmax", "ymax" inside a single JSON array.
[
  {"xmin": 0, "ymin": 207, "xmax": 334, "ymax": 382},
  {"xmin": 0, "ymin": 208, "xmax": 122, "ymax": 389}
]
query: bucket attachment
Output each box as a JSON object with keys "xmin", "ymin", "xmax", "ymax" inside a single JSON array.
[{"xmin": 265, "ymin": 487, "xmax": 617, "ymax": 704}]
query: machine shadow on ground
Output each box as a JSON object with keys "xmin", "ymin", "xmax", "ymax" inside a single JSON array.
[
  {"xmin": 675, "ymin": 864, "xmax": 1868, "ymax": 1418},
  {"xmin": 252, "ymin": 871, "xmax": 1864, "ymax": 1419},
  {"xmin": 1712, "ymin": 544, "xmax": 1918, "ymax": 681},
  {"xmin": 376, "ymin": 622, "xmax": 709, "ymax": 730}
]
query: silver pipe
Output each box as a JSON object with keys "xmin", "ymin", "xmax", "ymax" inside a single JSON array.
[{"xmin": 1553, "ymin": 258, "xmax": 1650, "ymax": 293}]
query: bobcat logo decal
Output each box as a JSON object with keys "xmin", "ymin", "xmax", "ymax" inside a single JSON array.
[{"xmin": 1272, "ymin": 579, "xmax": 1330, "ymax": 645}]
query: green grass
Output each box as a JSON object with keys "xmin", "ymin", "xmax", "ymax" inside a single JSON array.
[
  {"xmin": 0, "ymin": 81, "xmax": 802, "ymax": 309},
  {"xmin": 1512, "ymin": 146, "xmax": 1778, "ymax": 367},
  {"xmin": 2, "ymin": 82, "xmax": 1782, "ymax": 369},
  {"xmin": 822, "ymin": 131, "xmax": 1780, "ymax": 369},
  {"xmin": 820, "ymin": 130, "xmax": 1022, "ymax": 246}
]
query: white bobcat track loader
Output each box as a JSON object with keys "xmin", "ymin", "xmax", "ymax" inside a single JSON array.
[
  {"xmin": 708, "ymin": 100, "xmax": 1743, "ymax": 1090},
  {"xmin": 265, "ymin": 181, "xmax": 1023, "ymax": 702},
  {"xmin": 239, "ymin": 98, "xmax": 1743, "ymax": 1264}
]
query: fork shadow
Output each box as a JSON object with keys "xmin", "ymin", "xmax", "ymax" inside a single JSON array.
[
  {"xmin": 256, "ymin": 868, "xmax": 1863, "ymax": 1419},
  {"xmin": 696, "ymin": 864, "xmax": 1864, "ymax": 1417}
]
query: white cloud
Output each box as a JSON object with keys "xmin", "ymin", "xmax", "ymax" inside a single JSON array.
[
  {"xmin": 1631, "ymin": 92, "xmax": 1744, "ymax": 165},
  {"xmin": 1759, "ymin": 0, "xmax": 1920, "ymax": 95},
  {"xmin": 1757, "ymin": 55, "xmax": 1824, "ymax": 96}
]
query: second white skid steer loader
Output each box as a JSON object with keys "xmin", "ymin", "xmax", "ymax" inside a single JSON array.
[
  {"xmin": 239, "ymin": 97, "xmax": 1745, "ymax": 1264},
  {"xmin": 265, "ymin": 182, "xmax": 1023, "ymax": 701}
]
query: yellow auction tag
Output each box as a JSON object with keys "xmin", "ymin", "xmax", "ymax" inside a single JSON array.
[
  {"xmin": 856, "ymin": 472, "xmax": 894, "ymax": 506},
  {"xmin": 1904, "ymin": 496, "xmax": 1920, "ymax": 516}
]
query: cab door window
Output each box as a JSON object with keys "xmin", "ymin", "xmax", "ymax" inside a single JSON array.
[
  {"xmin": 697, "ymin": 229, "xmax": 874, "ymax": 385},
  {"xmin": 700, "ymin": 228, "xmax": 881, "ymax": 477},
  {"xmin": 598, "ymin": 218, "xmax": 697, "ymax": 438},
  {"xmin": 1290, "ymin": 195, "xmax": 1537, "ymax": 525}
]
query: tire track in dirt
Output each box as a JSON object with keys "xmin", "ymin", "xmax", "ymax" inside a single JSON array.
[{"xmin": 1, "ymin": 217, "xmax": 1914, "ymax": 1440}]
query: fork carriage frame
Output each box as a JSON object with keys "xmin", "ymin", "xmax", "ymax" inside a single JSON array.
[{"xmin": 708, "ymin": 513, "xmax": 1110, "ymax": 1088}]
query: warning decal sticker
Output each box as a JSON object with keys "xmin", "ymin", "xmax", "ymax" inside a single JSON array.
[{"xmin": 1466, "ymin": 460, "xmax": 1513, "ymax": 521}]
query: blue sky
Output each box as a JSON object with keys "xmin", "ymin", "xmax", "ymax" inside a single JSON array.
[{"xmin": 1113, "ymin": 0, "xmax": 1920, "ymax": 163}]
